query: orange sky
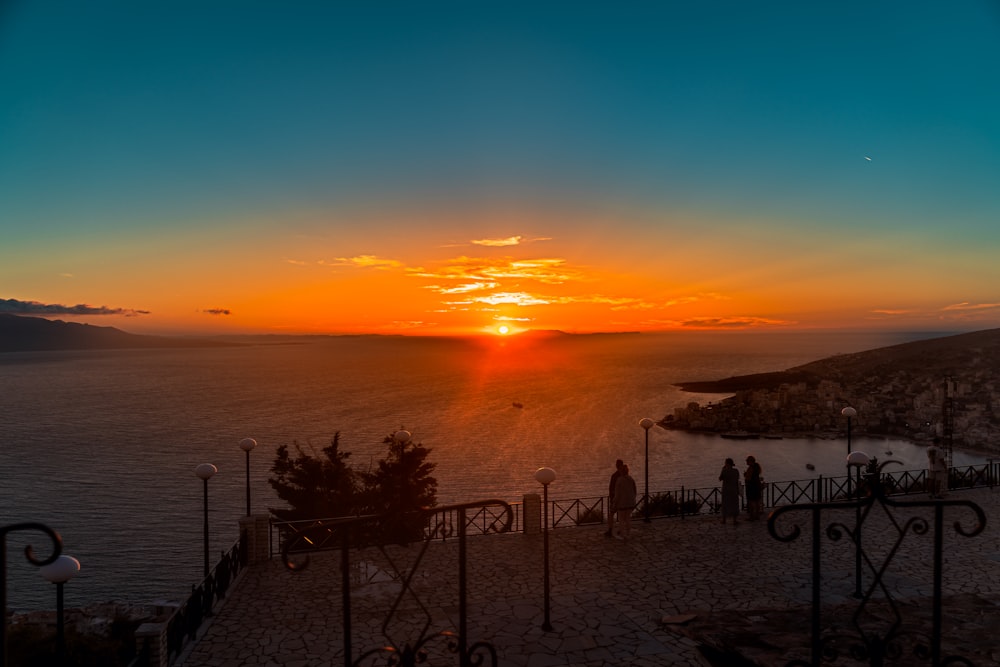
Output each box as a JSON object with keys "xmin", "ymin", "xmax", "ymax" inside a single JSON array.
[{"xmin": 3, "ymin": 4, "xmax": 1000, "ymax": 336}]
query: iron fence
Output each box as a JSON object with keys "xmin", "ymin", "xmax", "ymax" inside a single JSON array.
[
  {"xmin": 157, "ymin": 530, "xmax": 247, "ymax": 665},
  {"xmin": 268, "ymin": 463, "xmax": 999, "ymax": 547}
]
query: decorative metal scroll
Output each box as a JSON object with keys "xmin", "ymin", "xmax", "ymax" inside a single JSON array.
[
  {"xmin": 1, "ymin": 522, "xmax": 63, "ymax": 667},
  {"xmin": 768, "ymin": 461, "xmax": 986, "ymax": 666},
  {"xmin": 282, "ymin": 499, "xmax": 513, "ymax": 667}
]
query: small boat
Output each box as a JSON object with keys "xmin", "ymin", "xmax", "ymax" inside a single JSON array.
[
  {"xmin": 512, "ymin": 402, "xmax": 523, "ymax": 409},
  {"xmin": 806, "ymin": 463, "xmax": 815, "ymax": 471}
]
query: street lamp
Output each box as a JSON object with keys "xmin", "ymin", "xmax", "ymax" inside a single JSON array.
[
  {"xmin": 639, "ymin": 418, "xmax": 655, "ymax": 523},
  {"xmin": 393, "ymin": 429, "xmax": 411, "ymax": 446},
  {"xmin": 847, "ymin": 450, "xmax": 870, "ymax": 598},
  {"xmin": 239, "ymin": 438, "xmax": 257, "ymax": 516},
  {"xmin": 842, "ymin": 407, "xmax": 857, "ymax": 498},
  {"xmin": 841, "ymin": 407, "xmax": 857, "ymax": 454},
  {"xmin": 195, "ymin": 463, "xmax": 218, "ymax": 578},
  {"xmin": 534, "ymin": 466, "xmax": 556, "ymax": 632},
  {"xmin": 40, "ymin": 554, "xmax": 80, "ymax": 661}
]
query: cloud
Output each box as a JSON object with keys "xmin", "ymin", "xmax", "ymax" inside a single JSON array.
[
  {"xmin": 472, "ymin": 236, "xmax": 524, "ymax": 247},
  {"xmin": 202, "ymin": 308, "xmax": 232, "ymax": 316},
  {"xmin": 424, "ymin": 282, "xmax": 500, "ymax": 295},
  {"xmin": 329, "ymin": 255, "xmax": 404, "ymax": 270},
  {"xmin": 468, "ymin": 236, "xmax": 552, "ymax": 248},
  {"xmin": 678, "ymin": 316, "xmax": 793, "ymax": 329},
  {"xmin": 0, "ymin": 298, "xmax": 150, "ymax": 317},
  {"xmin": 471, "ymin": 292, "xmax": 551, "ymax": 306},
  {"xmin": 412, "ymin": 256, "xmax": 579, "ymax": 285},
  {"xmin": 941, "ymin": 302, "xmax": 1000, "ymax": 312}
]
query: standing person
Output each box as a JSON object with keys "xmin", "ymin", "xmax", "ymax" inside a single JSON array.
[
  {"xmin": 926, "ymin": 440, "xmax": 940, "ymax": 498},
  {"xmin": 614, "ymin": 464, "xmax": 637, "ymax": 540},
  {"xmin": 605, "ymin": 459, "xmax": 624, "ymax": 538},
  {"xmin": 744, "ymin": 455, "xmax": 764, "ymax": 521},
  {"xmin": 719, "ymin": 458, "xmax": 740, "ymax": 525},
  {"xmin": 934, "ymin": 445, "xmax": 949, "ymax": 498},
  {"xmin": 928, "ymin": 438, "xmax": 948, "ymax": 498}
]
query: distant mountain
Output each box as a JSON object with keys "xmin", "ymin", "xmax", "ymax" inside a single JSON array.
[{"xmin": 0, "ymin": 314, "xmax": 233, "ymax": 353}]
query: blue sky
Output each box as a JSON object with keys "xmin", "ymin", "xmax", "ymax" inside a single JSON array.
[{"xmin": 2, "ymin": 1, "xmax": 999, "ymax": 335}]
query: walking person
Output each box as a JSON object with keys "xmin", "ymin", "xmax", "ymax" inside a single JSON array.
[
  {"xmin": 719, "ymin": 458, "xmax": 740, "ymax": 525},
  {"xmin": 605, "ymin": 459, "xmax": 624, "ymax": 538},
  {"xmin": 613, "ymin": 463, "xmax": 637, "ymax": 540},
  {"xmin": 744, "ymin": 455, "xmax": 764, "ymax": 521}
]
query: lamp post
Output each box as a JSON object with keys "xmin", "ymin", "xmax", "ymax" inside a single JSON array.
[
  {"xmin": 534, "ymin": 467, "xmax": 556, "ymax": 632},
  {"xmin": 847, "ymin": 450, "xmax": 870, "ymax": 598},
  {"xmin": 842, "ymin": 407, "xmax": 857, "ymax": 497},
  {"xmin": 40, "ymin": 554, "xmax": 80, "ymax": 661},
  {"xmin": 195, "ymin": 463, "xmax": 218, "ymax": 577},
  {"xmin": 239, "ymin": 438, "xmax": 257, "ymax": 516},
  {"xmin": 639, "ymin": 418, "xmax": 655, "ymax": 523},
  {"xmin": 841, "ymin": 407, "xmax": 857, "ymax": 454}
]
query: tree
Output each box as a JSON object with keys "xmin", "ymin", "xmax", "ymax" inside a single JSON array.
[
  {"xmin": 360, "ymin": 432, "xmax": 438, "ymax": 543},
  {"xmin": 360, "ymin": 433, "xmax": 438, "ymax": 515},
  {"xmin": 267, "ymin": 430, "xmax": 439, "ymax": 533},
  {"xmin": 268, "ymin": 432, "xmax": 359, "ymax": 521}
]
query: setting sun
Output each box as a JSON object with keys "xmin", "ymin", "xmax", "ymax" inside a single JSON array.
[{"xmin": 497, "ymin": 325, "xmax": 510, "ymax": 335}]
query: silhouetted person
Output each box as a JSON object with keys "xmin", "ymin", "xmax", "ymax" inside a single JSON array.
[
  {"xmin": 719, "ymin": 458, "xmax": 740, "ymax": 525},
  {"xmin": 744, "ymin": 455, "xmax": 763, "ymax": 520},
  {"xmin": 605, "ymin": 458, "xmax": 624, "ymax": 538},
  {"xmin": 613, "ymin": 464, "xmax": 637, "ymax": 540}
]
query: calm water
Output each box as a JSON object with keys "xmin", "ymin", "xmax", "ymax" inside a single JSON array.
[{"xmin": 0, "ymin": 330, "xmax": 986, "ymax": 611}]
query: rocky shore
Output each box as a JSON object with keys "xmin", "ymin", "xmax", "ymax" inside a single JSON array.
[{"xmin": 662, "ymin": 328, "xmax": 1000, "ymax": 456}]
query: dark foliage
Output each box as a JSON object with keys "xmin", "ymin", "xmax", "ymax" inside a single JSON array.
[
  {"xmin": 268, "ymin": 430, "xmax": 438, "ymax": 544},
  {"xmin": 268, "ymin": 432, "xmax": 359, "ymax": 521}
]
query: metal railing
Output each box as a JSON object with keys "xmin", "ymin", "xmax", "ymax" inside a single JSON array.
[
  {"xmin": 272, "ymin": 502, "xmax": 524, "ymax": 558},
  {"xmin": 279, "ymin": 500, "xmax": 514, "ymax": 667},
  {"xmin": 141, "ymin": 530, "xmax": 247, "ymax": 666},
  {"xmin": 269, "ymin": 462, "xmax": 999, "ymax": 544},
  {"xmin": 546, "ymin": 462, "xmax": 999, "ymax": 529}
]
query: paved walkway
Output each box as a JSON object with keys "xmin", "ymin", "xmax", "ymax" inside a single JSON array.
[{"xmin": 179, "ymin": 488, "xmax": 1000, "ymax": 666}]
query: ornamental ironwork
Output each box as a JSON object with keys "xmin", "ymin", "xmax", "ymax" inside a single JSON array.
[
  {"xmin": 1, "ymin": 522, "xmax": 63, "ymax": 667},
  {"xmin": 768, "ymin": 459, "xmax": 986, "ymax": 666},
  {"xmin": 282, "ymin": 499, "xmax": 513, "ymax": 667}
]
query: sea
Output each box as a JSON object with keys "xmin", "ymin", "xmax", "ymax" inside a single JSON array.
[{"xmin": 0, "ymin": 330, "xmax": 990, "ymax": 612}]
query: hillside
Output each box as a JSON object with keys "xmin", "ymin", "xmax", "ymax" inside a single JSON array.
[
  {"xmin": 668, "ymin": 329, "xmax": 1000, "ymax": 452},
  {"xmin": 0, "ymin": 314, "xmax": 233, "ymax": 352}
]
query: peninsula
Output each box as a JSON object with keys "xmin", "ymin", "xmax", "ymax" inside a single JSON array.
[{"xmin": 663, "ymin": 328, "xmax": 1000, "ymax": 455}]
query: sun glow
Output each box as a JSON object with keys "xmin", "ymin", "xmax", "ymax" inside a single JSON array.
[{"xmin": 497, "ymin": 325, "xmax": 510, "ymax": 335}]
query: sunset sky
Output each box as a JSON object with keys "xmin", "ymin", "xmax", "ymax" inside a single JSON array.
[{"xmin": 2, "ymin": 2, "xmax": 999, "ymax": 336}]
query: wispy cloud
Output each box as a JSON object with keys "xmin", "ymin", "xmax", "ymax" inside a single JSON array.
[
  {"xmin": 412, "ymin": 256, "xmax": 579, "ymax": 285},
  {"xmin": 424, "ymin": 282, "xmax": 500, "ymax": 295},
  {"xmin": 329, "ymin": 255, "xmax": 405, "ymax": 270},
  {"xmin": 471, "ymin": 292, "xmax": 551, "ymax": 306},
  {"xmin": 0, "ymin": 298, "xmax": 150, "ymax": 317},
  {"xmin": 472, "ymin": 236, "xmax": 525, "ymax": 247},
  {"xmin": 467, "ymin": 235, "xmax": 552, "ymax": 248},
  {"xmin": 941, "ymin": 302, "xmax": 1000, "ymax": 312},
  {"xmin": 678, "ymin": 316, "xmax": 793, "ymax": 329}
]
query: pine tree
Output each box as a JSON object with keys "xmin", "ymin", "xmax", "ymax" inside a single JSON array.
[
  {"xmin": 268, "ymin": 432, "xmax": 359, "ymax": 521},
  {"xmin": 360, "ymin": 433, "xmax": 439, "ymax": 515}
]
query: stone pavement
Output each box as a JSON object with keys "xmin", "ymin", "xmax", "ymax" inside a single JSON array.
[{"xmin": 179, "ymin": 488, "xmax": 1000, "ymax": 666}]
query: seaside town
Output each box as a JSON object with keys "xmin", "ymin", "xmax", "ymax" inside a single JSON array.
[{"xmin": 662, "ymin": 330, "xmax": 1000, "ymax": 456}]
